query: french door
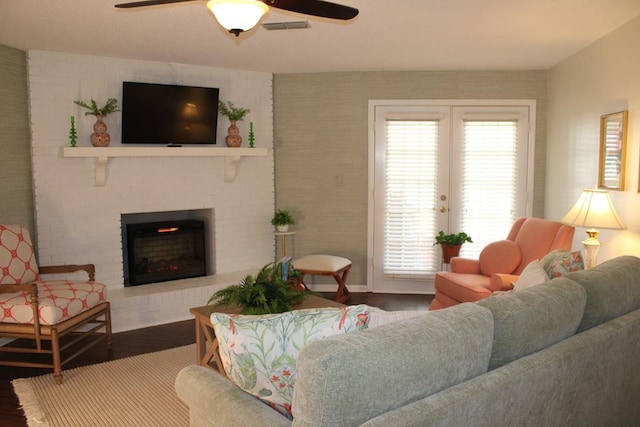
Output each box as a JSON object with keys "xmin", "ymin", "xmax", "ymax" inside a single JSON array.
[{"xmin": 368, "ymin": 100, "xmax": 535, "ymax": 293}]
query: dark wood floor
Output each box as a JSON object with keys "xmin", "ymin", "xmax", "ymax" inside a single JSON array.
[{"xmin": 0, "ymin": 292, "xmax": 432, "ymax": 426}]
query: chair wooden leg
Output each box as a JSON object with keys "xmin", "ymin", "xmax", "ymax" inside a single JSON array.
[
  {"xmin": 104, "ymin": 303, "xmax": 113, "ymax": 351},
  {"xmin": 51, "ymin": 327, "xmax": 63, "ymax": 385},
  {"xmin": 334, "ymin": 266, "xmax": 351, "ymax": 303}
]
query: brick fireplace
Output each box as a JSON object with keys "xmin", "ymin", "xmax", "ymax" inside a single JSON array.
[{"xmin": 26, "ymin": 50, "xmax": 276, "ymax": 332}]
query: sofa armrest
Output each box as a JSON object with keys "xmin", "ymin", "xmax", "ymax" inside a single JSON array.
[
  {"xmin": 490, "ymin": 274, "xmax": 518, "ymax": 291},
  {"xmin": 450, "ymin": 258, "xmax": 481, "ymax": 274},
  {"xmin": 175, "ymin": 365, "xmax": 290, "ymax": 427}
]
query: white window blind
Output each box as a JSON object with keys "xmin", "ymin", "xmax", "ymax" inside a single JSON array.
[
  {"xmin": 383, "ymin": 119, "xmax": 439, "ymax": 277},
  {"xmin": 602, "ymin": 120, "xmax": 623, "ymax": 188},
  {"xmin": 459, "ymin": 120, "xmax": 519, "ymax": 259}
]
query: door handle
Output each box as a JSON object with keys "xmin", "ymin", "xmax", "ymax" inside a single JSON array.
[{"xmin": 440, "ymin": 206, "xmax": 448, "ymax": 213}]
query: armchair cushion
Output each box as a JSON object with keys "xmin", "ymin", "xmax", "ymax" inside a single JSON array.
[
  {"xmin": 0, "ymin": 280, "xmax": 107, "ymax": 325},
  {"xmin": 479, "ymin": 240, "xmax": 521, "ymax": 276},
  {"xmin": 433, "ymin": 273, "xmax": 494, "ymax": 303},
  {"xmin": 0, "ymin": 225, "xmax": 39, "ymax": 285}
]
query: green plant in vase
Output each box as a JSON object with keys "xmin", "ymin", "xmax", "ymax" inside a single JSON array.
[
  {"xmin": 434, "ymin": 231, "xmax": 473, "ymax": 263},
  {"xmin": 207, "ymin": 262, "xmax": 311, "ymax": 315},
  {"xmin": 74, "ymin": 98, "xmax": 120, "ymax": 117},
  {"xmin": 74, "ymin": 98, "xmax": 120, "ymax": 147},
  {"xmin": 218, "ymin": 100, "xmax": 250, "ymax": 147},
  {"xmin": 271, "ymin": 209, "xmax": 295, "ymax": 232}
]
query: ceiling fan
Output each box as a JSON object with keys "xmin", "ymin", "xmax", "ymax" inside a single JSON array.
[{"xmin": 115, "ymin": 0, "xmax": 359, "ymax": 36}]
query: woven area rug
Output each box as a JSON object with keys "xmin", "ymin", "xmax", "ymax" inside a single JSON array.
[{"xmin": 12, "ymin": 345, "xmax": 194, "ymax": 427}]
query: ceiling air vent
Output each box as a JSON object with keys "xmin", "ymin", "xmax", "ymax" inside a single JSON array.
[{"xmin": 263, "ymin": 21, "xmax": 311, "ymax": 31}]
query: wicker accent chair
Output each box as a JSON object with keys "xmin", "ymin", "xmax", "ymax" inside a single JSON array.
[{"xmin": 0, "ymin": 224, "xmax": 112, "ymax": 384}]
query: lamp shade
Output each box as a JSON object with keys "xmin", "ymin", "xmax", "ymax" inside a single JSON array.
[
  {"xmin": 207, "ymin": 0, "xmax": 268, "ymax": 35},
  {"xmin": 561, "ymin": 189, "xmax": 626, "ymax": 230}
]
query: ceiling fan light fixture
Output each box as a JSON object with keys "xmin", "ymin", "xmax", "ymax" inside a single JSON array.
[{"xmin": 206, "ymin": 0, "xmax": 268, "ymax": 36}]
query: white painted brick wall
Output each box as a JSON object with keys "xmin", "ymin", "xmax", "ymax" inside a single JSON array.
[{"xmin": 26, "ymin": 51, "xmax": 275, "ymax": 331}]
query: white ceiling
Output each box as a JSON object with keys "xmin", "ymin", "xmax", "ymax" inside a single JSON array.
[{"xmin": 1, "ymin": 0, "xmax": 639, "ymax": 74}]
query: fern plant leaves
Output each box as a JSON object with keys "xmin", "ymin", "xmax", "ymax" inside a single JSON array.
[
  {"xmin": 74, "ymin": 98, "xmax": 120, "ymax": 116},
  {"xmin": 208, "ymin": 262, "xmax": 310, "ymax": 315}
]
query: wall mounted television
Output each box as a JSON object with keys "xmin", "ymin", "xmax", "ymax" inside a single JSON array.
[{"xmin": 121, "ymin": 81, "xmax": 220, "ymax": 145}]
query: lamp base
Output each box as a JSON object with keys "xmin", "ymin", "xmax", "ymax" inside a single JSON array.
[{"xmin": 582, "ymin": 233, "xmax": 601, "ymax": 270}]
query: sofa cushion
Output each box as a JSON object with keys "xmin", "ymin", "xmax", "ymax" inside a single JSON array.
[
  {"xmin": 433, "ymin": 272, "xmax": 493, "ymax": 303},
  {"xmin": 210, "ymin": 305, "xmax": 370, "ymax": 418},
  {"xmin": 540, "ymin": 250, "xmax": 584, "ymax": 278},
  {"xmin": 563, "ymin": 255, "xmax": 640, "ymax": 332},
  {"xmin": 291, "ymin": 303, "xmax": 494, "ymax": 426},
  {"xmin": 366, "ymin": 308, "xmax": 426, "ymax": 328},
  {"xmin": 478, "ymin": 278, "xmax": 586, "ymax": 370},
  {"xmin": 512, "ymin": 260, "xmax": 548, "ymax": 291},
  {"xmin": 479, "ymin": 240, "xmax": 521, "ymax": 276},
  {"xmin": 0, "ymin": 280, "xmax": 108, "ymax": 325}
]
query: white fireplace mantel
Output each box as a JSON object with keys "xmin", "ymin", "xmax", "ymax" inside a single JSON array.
[{"xmin": 59, "ymin": 146, "xmax": 268, "ymax": 186}]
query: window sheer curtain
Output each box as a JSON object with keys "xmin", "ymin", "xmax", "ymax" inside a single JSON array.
[
  {"xmin": 383, "ymin": 119, "xmax": 439, "ymax": 278},
  {"xmin": 382, "ymin": 118, "xmax": 522, "ymax": 277},
  {"xmin": 458, "ymin": 120, "xmax": 519, "ymax": 259}
]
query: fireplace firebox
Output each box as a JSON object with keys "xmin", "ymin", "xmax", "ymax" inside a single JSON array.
[{"xmin": 126, "ymin": 219, "xmax": 206, "ymax": 286}]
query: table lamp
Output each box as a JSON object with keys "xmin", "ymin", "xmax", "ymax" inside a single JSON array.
[{"xmin": 561, "ymin": 188, "xmax": 626, "ymax": 269}]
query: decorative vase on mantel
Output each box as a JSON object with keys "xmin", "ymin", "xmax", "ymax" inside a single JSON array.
[
  {"xmin": 225, "ymin": 120, "xmax": 242, "ymax": 147},
  {"xmin": 90, "ymin": 115, "xmax": 111, "ymax": 147}
]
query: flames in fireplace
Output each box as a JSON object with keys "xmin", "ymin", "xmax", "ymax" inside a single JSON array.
[{"xmin": 135, "ymin": 254, "xmax": 202, "ymax": 275}]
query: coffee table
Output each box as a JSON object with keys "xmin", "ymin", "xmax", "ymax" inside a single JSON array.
[{"xmin": 190, "ymin": 294, "xmax": 345, "ymax": 375}]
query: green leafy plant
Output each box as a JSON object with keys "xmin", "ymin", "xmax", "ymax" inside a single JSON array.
[
  {"xmin": 434, "ymin": 231, "xmax": 473, "ymax": 247},
  {"xmin": 74, "ymin": 98, "xmax": 120, "ymax": 116},
  {"xmin": 218, "ymin": 100, "xmax": 250, "ymax": 121},
  {"xmin": 207, "ymin": 262, "xmax": 311, "ymax": 315},
  {"xmin": 271, "ymin": 209, "xmax": 295, "ymax": 226}
]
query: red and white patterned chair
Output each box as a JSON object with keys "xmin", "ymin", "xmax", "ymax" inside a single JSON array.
[{"xmin": 0, "ymin": 224, "xmax": 112, "ymax": 384}]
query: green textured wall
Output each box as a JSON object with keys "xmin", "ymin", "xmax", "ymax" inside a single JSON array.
[
  {"xmin": 0, "ymin": 44, "xmax": 33, "ymax": 232},
  {"xmin": 273, "ymin": 71, "xmax": 547, "ymax": 287}
]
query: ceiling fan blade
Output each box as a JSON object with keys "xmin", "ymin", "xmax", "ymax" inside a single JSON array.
[
  {"xmin": 115, "ymin": 0, "xmax": 198, "ymax": 9},
  {"xmin": 264, "ymin": 0, "xmax": 358, "ymax": 20}
]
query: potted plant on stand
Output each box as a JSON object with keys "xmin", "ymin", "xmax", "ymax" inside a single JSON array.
[
  {"xmin": 271, "ymin": 209, "xmax": 295, "ymax": 232},
  {"xmin": 74, "ymin": 98, "xmax": 119, "ymax": 147},
  {"xmin": 434, "ymin": 231, "xmax": 473, "ymax": 264},
  {"xmin": 218, "ymin": 100, "xmax": 250, "ymax": 147}
]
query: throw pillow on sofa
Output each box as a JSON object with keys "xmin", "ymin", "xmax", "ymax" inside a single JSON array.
[
  {"xmin": 513, "ymin": 260, "xmax": 549, "ymax": 291},
  {"xmin": 211, "ymin": 305, "xmax": 370, "ymax": 418},
  {"xmin": 541, "ymin": 250, "xmax": 584, "ymax": 278}
]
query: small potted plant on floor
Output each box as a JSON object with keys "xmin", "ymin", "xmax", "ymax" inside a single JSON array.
[
  {"xmin": 271, "ymin": 209, "xmax": 295, "ymax": 232},
  {"xmin": 207, "ymin": 262, "xmax": 311, "ymax": 314},
  {"xmin": 218, "ymin": 100, "xmax": 250, "ymax": 147},
  {"xmin": 434, "ymin": 231, "xmax": 473, "ymax": 263}
]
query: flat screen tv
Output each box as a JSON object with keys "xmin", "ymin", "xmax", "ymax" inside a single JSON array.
[{"xmin": 121, "ymin": 81, "xmax": 220, "ymax": 145}]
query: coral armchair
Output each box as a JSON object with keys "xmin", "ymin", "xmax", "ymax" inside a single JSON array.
[
  {"xmin": 0, "ymin": 224, "xmax": 112, "ymax": 383},
  {"xmin": 430, "ymin": 217, "xmax": 575, "ymax": 310}
]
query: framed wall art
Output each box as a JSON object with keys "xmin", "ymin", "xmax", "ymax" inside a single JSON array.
[{"xmin": 598, "ymin": 110, "xmax": 628, "ymax": 191}]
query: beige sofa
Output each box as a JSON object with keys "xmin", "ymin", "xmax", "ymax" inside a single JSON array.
[{"xmin": 176, "ymin": 256, "xmax": 640, "ymax": 426}]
